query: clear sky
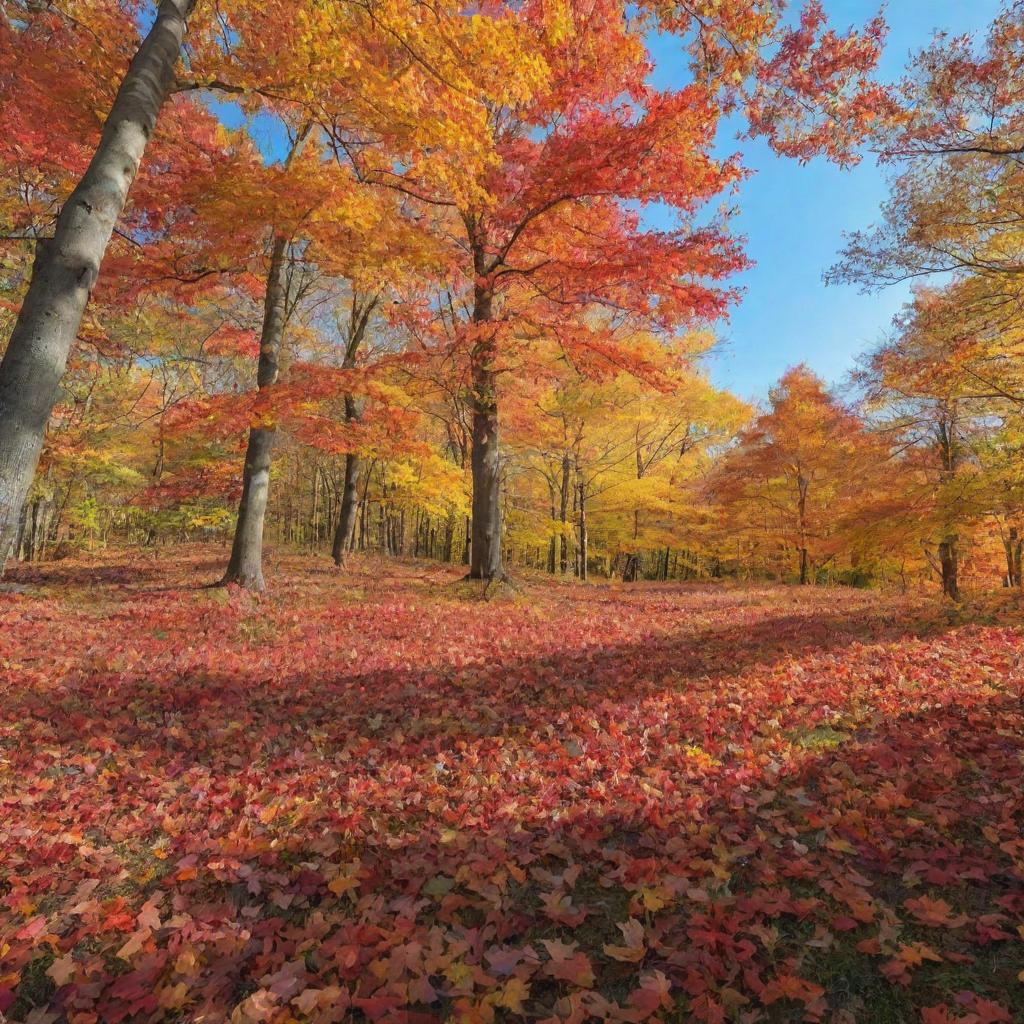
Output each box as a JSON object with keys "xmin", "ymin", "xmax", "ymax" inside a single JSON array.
[{"xmin": 646, "ymin": 0, "xmax": 1004, "ymax": 403}]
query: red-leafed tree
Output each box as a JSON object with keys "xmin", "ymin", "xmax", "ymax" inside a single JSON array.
[
  {"xmin": 0, "ymin": 0, "xmax": 202, "ymax": 572},
  {"xmin": 0, "ymin": 1, "xmax": 276, "ymax": 570},
  {"xmin": 327, "ymin": 0, "xmax": 889, "ymax": 581}
]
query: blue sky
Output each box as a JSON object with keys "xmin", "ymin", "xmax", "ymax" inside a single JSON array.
[{"xmin": 647, "ymin": 0, "xmax": 1003, "ymax": 402}]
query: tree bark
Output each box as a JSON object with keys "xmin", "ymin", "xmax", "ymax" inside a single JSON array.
[
  {"xmin": 558, "ymin": 452, "xmax": 571, "ymax": 574},
  {"xmin": 797, "ymin": 473, "xmax": 810, "ymax": 585},
  {"xmin": 939, "ymin": 536, "xmax": 959, "ymax": 601},
  {"xmin": 1004, "ymin": 526, "xmax": 1022, "ymax": 588},
  {"xmin": 444, "ymin": 516, "xmax": 455, "ymax": 562},
  {"xmin": 577, "ymin": 470, "xmax": 588, "ymax": 582},
  {"xmin": 547, "ymin": 480, "xmax": 557, "ymax": 574},
  {"xmin": 468, "ymin": 284, "xmax": 502, "ymax": 580},
  {"xmin": 330, "ymin": 292, "xmax": 377, "ymax": 566},
  {"xmin": 222, "ymin": 234, "xmax": 289, "ymax": 590},
  {"xmin": 624, "ymin": 443, "xmax": 644, "ymax": 582},
  {"xmin": 332, "ymin": 447, "xmax": 361, "ymax": 565},
  {"xmin": 0, "ymin": 0, "xmax": 196, "ymax": 572}
]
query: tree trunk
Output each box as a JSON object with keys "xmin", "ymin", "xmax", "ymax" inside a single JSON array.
[
  {"xmin": 444, "ymin": 517, "xmax": 455, "ymax": 563},
  {"xmin": 547, "ymin": 481, "xmax": 557, "ymax": 574},
  {"xmin": 222, "ymin": 234, "xmax": 289, "ymax": 590},
  {"xmin": 468, "ymin": 285, "xmax": 502, "ymax": 581},
  {"xmin": 1004, "ymin": 526, "xmax": 1022, "ymax": 588},
  {"xmin": 358, "ymin": 460, "xmax": 373, "ymax": 552},
  {"xmin": 329, "ymin": 293, "xmax": 376, "ymax": 567},
  {"xmin": 799, "ymin": 546, "xmax": 809, "ymax": 586},
  {"xmin": 577, "ymin": 479, "xmax": 588, "ymax": 582},
  {"xmin": 0, "ymin": 0, "xmax": 196, "ymax": 572},
  {"xmin": 559, "ymin": 452, "xmax": 571, "ymax": 574},
  {"xmin": 469, "ymin": 383, "xmax": 501, "ymax": 579},
  {"xmin": 939, "ymin": 536, "xmax": 959, "ymax": 601},
  {"xmin": 332, "ymin": 449, "xmax": 361, "ymax": 565}
]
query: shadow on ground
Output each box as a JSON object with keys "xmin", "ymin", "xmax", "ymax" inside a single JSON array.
[{"xmin": 1, "ymin": 548, "xmax": 1021, "ymax": 1023}]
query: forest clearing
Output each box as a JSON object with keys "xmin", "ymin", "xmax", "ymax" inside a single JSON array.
[
  {"xmin": 1, "ymin": 551, "xmax": 1023, "ymax": 1023},
  {"xmin": 4, "ymin": 0, "xmax": 1024, "ymax": 1020}
]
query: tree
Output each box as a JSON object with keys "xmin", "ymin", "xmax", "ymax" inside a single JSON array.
[
  {"xmin": 505, "ymin": 332, "xmax": 747, "ymax": 581},
  {"xmin": 710, "ymin": 366, "xmax": 877, "ymax": 585},
  {"xmin": 329, "ymin": 290, "xmax": 380, "ymax": 566},
  {"xmin": 833, "ymin": 2, "xmax": 1024, "ymax": 296},
  {"xmin": 220, "ymin": 124, "xmax": 314, "ymax": 590},
  {"xmin": 0, "ymin": 0, "xmax": 197, "ymax": 572},
  {"xmin": 324, "ymin": 0, "xmax": 888, "ymax": 582},
  {"xmin": 857, "ymin": 289, "xmax": 1011, "ymax": 600},
  {"xmin": 828, "ymin": 4, "xmax": 1024, "ymax": 595}
]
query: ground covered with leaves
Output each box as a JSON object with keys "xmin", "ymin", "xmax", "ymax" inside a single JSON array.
[{"xmin": 1, "ymin": 549, "xmax": 1023, "ymax": 1024}]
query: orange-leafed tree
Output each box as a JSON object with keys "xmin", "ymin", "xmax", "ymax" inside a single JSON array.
[
  {"xmin": 324, "ymin": 0, "xmax": 889, "ymax": 581},
  {"xmin": 856, "ymin": 289, "xmax": 1010, "ymax": 599},
  {"xmin": 0, "ymin": 1, "xmax": 271, "ymax": 565},
  {"xmin": 0, "ymin": 0, "xmax": 528, "ymax": 576},
  {"xmin": 710, "ymin": 366, "xmax": 880, "ymax": 585},
  {"xmin": 833, "ymin": 1, "xmax": 1024, "ymax": 295}
]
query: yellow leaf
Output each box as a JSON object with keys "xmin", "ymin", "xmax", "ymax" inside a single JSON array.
[
  {"xmin": 328, "ymin": 874, "xmax": 360, "ymax": 895},
  {"xmin": 640, "ymin": 886, "xmax": 670, "ymax": 912},
  {"xmin": 493, "ymin": 978, "xmax": 530, "ymax": 1013}
]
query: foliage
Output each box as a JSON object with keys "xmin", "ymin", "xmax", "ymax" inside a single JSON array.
[
  {"xmin": 1, "ymin": 550, "xmax": 1023, "ymax": 1022},
  {"xmin": 708, "ymin": 366, "xmax": 883, "ymax": 584}
]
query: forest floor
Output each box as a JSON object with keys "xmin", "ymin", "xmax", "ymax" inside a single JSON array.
[{"xmin": 1, "ymin": 547, "xmax": 1023, "ymax": 1024}]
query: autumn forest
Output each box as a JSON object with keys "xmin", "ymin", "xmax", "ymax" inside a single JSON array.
[{"xmin": 1, "ymin": 1, "xmax": 1024, "ymax": 1022}]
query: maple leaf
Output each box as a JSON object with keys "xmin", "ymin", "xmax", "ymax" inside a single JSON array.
[
  {"xmin": 903, "ymin": 896, "xmax": 969, "ymax": 928},
  {"xmin": 604, "ymin": 918, "xmax": 647, "ymax": 963},
  {"xmin": 638, "ymin": 885, "xmax": 672, "ymax": 912},
  {"xmin": 541, "ymin": 889, "xmax": 589, "ymax": 926},
  {"xmin": 136, "ymin": 895, "xmax": 162, "ymax": 931},
  {"xmin": 543, "ymin": 939, "xmax": 596, "ymax": 988},
  {"xmin": 627, "ymin": 971, "xmax": 673, "ymax": 1017},
  {"xmin": 232, "ymin": 988, "xmax": 279, "ymax": 1023},
  {"xmin": 761, "ymin": 973, "xmax": 826, "ymax": 1007},
  {"xmin": 15, "ymin": 916, "xmax": 46, "ymax": 942},
  {"xmin": 493, "ymin": 978, "xmax": 530, "ymax": 1013},
  {"xmin": 46, "ymin": 954, "xmax": 75, "ymax": 986}
]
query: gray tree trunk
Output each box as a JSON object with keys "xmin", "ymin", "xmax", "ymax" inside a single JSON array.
[
  {"xmin": 469, "ymin": 287, "xmax": 502, "ymax": 580},
  {"xmin": 0, "ymin": 0, "xmax": 196, "ymax": 572},
  {"xmin": 577, "ymin": 474, "xmax": 588, "ymax": 582},
  {"xmin": 222, "ymin": 235, "xmax": 289, "ymax": 590},
  {"xmin": 558, "ymin": 452, "xmax": 571, "ymax": 574},
  {"xmin": 332, "ymin": 445, "xmax": 361, "ymax": 565},
  {"xmin": 330, "ymin": 294, "xmax": 376, "ymax": 566}
]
